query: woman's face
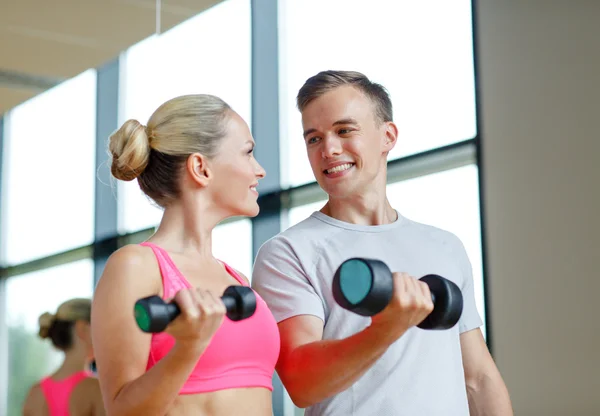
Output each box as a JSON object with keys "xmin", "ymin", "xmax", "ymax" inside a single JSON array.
[{"xmin": 208, "ymin": 111, "xmax": 266, "ymax": 218}]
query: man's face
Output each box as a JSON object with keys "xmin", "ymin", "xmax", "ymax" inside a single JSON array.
[{"xmin": 301, "ymin": 85, "xmax": 396, "ymax": 198}]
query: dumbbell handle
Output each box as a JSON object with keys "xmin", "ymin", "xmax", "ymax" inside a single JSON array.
[
  {"xmin": 149, "ymin": 296, "xmax": 237, "ymax": 322},
  {"xmin": 428, "ymin": 288, "xmax": 436, "ymax": 305},
  {"xmin": 134, "ymin": 294, "xmax": 238, "ymax": 333}
]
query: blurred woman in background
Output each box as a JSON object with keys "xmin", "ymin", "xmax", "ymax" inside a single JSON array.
[{"xmin": 22, "ymin": 298, "xmax": 105, "ymax": 416}]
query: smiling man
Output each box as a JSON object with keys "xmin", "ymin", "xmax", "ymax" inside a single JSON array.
[{"xmin": 251, "ymin": 70, "xmax": 513, "ymax": 416}]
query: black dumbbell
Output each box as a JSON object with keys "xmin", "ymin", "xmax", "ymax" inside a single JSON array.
[
  {"xmin": 134, "ymin": 285, "xmax": 257, "ymax": 333},
  {"xmin": 332, "ymin": 258, "xmax": 463, "ymax": 330}
]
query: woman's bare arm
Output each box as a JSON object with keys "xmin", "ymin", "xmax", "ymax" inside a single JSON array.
[{"xmin": 91, "ymin": 245, "xmax": 224, "ymax": 416}]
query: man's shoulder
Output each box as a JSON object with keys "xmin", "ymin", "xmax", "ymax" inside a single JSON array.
[{"xmin": 401, "ymin": 215, "xmax": 465, "ymax": 250}]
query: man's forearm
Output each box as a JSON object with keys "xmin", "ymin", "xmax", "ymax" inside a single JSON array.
[
  {"xmin": 280, "ymin": 325, "xmax": 400, "ymax": 408},
  {"xmin": 466, "ymin": 372, "xmax": 513, "ymax": 416}
]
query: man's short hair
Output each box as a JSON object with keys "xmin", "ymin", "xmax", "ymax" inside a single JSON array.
[{"xmin": 296, "ymin": 70, "xmax": 393, "ymax": 123}]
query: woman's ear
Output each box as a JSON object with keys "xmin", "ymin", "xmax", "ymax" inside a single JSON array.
[
  {"xmin": 75, "ymin": 321, "xmax": 94, "ymax": 359},
  {"xmin": 186, "ymin": 153, "xmax": 211, "ymax": 187},
  {"xmin": 74, "ymin": 320, "xmax": 90, "ymax": 342}
]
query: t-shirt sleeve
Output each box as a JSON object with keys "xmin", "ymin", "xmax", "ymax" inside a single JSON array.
[
  {"xmin": 251, "ymin": 236, "xmax": 325, "ymax": 324},
  {"xmin": 454, "ymin": 238, "xmax": 484, "ymax": 334}
]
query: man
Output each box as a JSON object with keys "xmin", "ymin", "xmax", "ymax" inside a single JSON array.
[{"xmin": 251, "ymin": 70, "xmax": 512, "ymax": 415}]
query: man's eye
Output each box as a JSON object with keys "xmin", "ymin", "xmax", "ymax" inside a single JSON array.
[
  {"xmin": 307, "ymin": 136, "xmax": 320, "ymax": 144},
  {"xmin": 338, "ymin": 129, "xmax": 351, "ymax": 134}
]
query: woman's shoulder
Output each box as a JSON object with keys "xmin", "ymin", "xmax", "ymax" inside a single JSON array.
[
  {"xmin": 22, "ymin": 382, "xmax": 46, "ymax": 415},
  {"xmin": 95, "ymin": 243, "xmax": 163, "ymax": 296},
  {"xmin": 73, "ymin": 375, "xmax": 101, "ymax": 393},
  {"xmin": 100, "ymin": 244, "xmax": 161, "ymax": 281},
  {"xmin": 70, "ymin": 376, "xmax": 105, "ymax": 414},
  {"xmin": 107, "ymin": 243, "xmax": 156, "ymax": 266}
]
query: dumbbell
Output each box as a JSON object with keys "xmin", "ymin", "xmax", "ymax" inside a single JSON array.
[
  {"xmin": 134, "ymin": 285, "xmax": 257, "ymax": 333},
  {"xmin": 332, "ymin": 258, "xmax": 463, "ymax": 330}
]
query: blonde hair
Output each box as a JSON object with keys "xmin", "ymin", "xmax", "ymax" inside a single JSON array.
[
  {"xmin": 109, "ymin": 94, "xmax": 232, "ymax": 207},
  {"xmin": 38, "ymin": 298, "xmax": 91, "ymax": 350}
]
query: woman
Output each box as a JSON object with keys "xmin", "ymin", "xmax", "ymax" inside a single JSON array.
[
  {"xmin": 91, "ymin": 94, "xmax": 280, "ymax": 415},
  {"xmin": 23, "ymin": 298, "xmax": 105, "ymax": 415}
]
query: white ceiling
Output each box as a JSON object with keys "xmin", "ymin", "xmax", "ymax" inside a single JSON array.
[{"xmin": 0, "ymin": 0, "xmax": 222, "ymax": 115}]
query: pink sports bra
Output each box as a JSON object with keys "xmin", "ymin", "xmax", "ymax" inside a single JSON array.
[
  {"xmin": 140, "ymin": 242, "xmax": 280, "ymax": 394},
  {"xmin": 39, "ymin": 370, "xmax": 91, "ymax": 416}
]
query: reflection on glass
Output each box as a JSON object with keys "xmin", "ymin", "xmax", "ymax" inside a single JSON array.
[
  {"xmin": 5, "ymin": 259, "xmax": 94, "ymax": 416},
  {"xmin": 213, "ymin": 219, "xmax": 253, "ymax": 281},
  {"xmin": 2, "ymin": 70, "xmax": 96, "ymax": 265},
  {"xmin": 279, "ymin": 0, "xmax": 477, "ymax": 186},
  {"xmin": 118, "ymin": 0, "xmax": 251, "ymax": 233}
]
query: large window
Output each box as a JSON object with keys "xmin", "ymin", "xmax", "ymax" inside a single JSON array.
[
  {"xmin": 278, "ymin": 0, "xmax": 477, "ymax": 187},
  {"xmin": 118, "ymin": 0, "xmax": 251, "ymax": 233},
  {"xmin": 286, "ymin": 165, "xmax": 486, "ymax": 337},
  {"xmin": 213, "ymin": 219, "xmax": 253, "ymax": 281},
  {"xmin": 1, "ymin": 70, "xmax": 97, "ymax": 265},
  {"xmin": 5, "ymin": 259, "xmax": 94, "ymax": 416}
]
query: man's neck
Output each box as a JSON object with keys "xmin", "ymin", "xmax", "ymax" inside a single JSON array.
[{"xmin": 321, "ymin": 196, "xmax": 397, "ymax": 226}]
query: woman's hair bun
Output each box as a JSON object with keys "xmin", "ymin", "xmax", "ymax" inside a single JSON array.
[
  {"xmin": 109, "ymin": 119, "xmax": 151, "ymax": 181},
  {"xmin": 38, "ymin": 312, "xmax": 55, "ymax": 339}
]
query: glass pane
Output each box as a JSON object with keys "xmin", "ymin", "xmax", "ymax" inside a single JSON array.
[
  {"xmin": 5, "ymin": 259, "xmax": 94, "ymax": 415},
  {"xmin": 387, "ymin": 165, "xmax": 486, "ymax": 337},
  {"xmin": 118, "ymin": 0, "xmax": 251, "ymax": 233},
  {"xmin": 279, "ymin": 0, "xmax": 477, "ymax": 186},
  {"xmin": 2, "ymin": 70, "xmax": 97, "ymax": 265},
  {"xmin": 213, "ymin": 219, "xmax": 253, "ymax": 281}
]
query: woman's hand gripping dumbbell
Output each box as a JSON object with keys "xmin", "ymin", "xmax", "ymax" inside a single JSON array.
[{"xmin": 134, "ymin": 286, "xmax": 257, "ymax": 334}]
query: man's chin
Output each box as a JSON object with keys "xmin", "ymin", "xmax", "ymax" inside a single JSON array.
[{"xmin": 318, "ymin": 181, "xmax": 354, "ymax": 199}]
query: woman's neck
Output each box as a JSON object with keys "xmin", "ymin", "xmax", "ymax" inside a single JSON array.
[
  {"xmin": 151, "ymin": 199, "xmax": 222, "ymax": 259},
  {"xmin": 53, "ymin": 348, "xmax": 89, "ymax": 379}
]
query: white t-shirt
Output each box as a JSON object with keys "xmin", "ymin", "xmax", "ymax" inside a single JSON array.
[{"xmin": 252, "ymin": 210, "xmax": 483, "ymax": 416}]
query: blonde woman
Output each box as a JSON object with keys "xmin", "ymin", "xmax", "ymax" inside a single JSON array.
[
  {"xmin": 92, "ymin": 94, "xmax": 280, "ymax": 415},
  {"xmin": 23, "ymin": 298, "xmax": 105, "ymax": 415}
]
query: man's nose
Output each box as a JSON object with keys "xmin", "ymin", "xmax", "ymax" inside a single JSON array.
[{"xmin": 321, "ymin": 135, "xmax": 342, "ymax": 159}]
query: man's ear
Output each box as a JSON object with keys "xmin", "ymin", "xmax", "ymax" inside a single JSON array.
[
  {"xmin": 382, "ymin": 121, "xmax": 398, "ymax": 153},
  {"xmin": 186, "ymin": 153, "xmax": 211, "ymax": 187}
]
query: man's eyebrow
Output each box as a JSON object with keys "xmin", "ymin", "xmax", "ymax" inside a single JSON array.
[
  {"xmin": 333, "ymin": 118, "xmax": 358, "ymax": 126},
  {"xmin": 303, "ymin": 118, "xmax": 359, "ymax": 139},
  {"xmin": 303, "ymin": 128, "xmax": 317, "ymax": 139}
]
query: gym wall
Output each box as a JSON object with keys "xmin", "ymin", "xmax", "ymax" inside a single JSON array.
[{"xmin": 476, "ymin": 0, "xmax": 599, "ymax": 414}]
